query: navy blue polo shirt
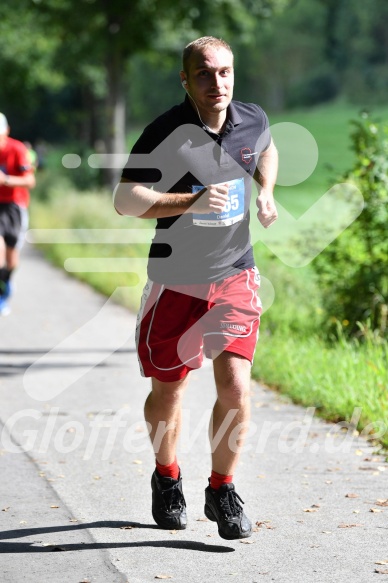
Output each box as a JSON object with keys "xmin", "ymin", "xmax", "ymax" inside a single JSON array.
[{"xmin": 122, "ymin": 95, "xmax": 271, "ymax": 284}]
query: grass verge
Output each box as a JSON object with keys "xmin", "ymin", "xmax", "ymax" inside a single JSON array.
[{"xmin": 252, "ymin": 332, "xmax": 388, "ymax": 450}]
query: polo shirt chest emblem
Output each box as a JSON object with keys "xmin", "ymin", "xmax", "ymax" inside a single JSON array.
[{"xmin": 241, "ymin": 147, "xmax": 257, "ymax": 164}]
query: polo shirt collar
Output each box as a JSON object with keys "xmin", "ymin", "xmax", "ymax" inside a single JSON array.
[{"xmin": 227, "ymin": 101, "xmax": 243, "ymax": 127}]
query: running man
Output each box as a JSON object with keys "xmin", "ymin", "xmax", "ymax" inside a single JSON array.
[
  {"xmin": 0, "ymin": 113, "xmax": 36, "ymax": 315},
  {"xmin": 114, "ymin": 36, "xmax": 278, "ymax": 540}
]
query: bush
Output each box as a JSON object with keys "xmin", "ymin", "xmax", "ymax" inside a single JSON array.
[{"xmin": 313, "ymin": 112, "xmax": 388, "ymax": 338}]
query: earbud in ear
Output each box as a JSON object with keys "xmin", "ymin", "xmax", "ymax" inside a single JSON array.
[{"xmin": 181, "ymin": 80, "xmax": 187, "ymax": 88}]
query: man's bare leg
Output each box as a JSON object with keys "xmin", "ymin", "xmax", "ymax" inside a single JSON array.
[
  {"xmin": 0, "ymin": 239, "xmax": 14, "ymax": 314},
  {"xmin": 145, "ymin": 375, "xmax": 189, "ymax": 529},
  {"xmin": 204, "ymin": 351, "xmax": 253, "ymax": 540},
  {"xmin": 210, "ymin": 352, "xmax": 251, "ymax": 475},
  {"xmin": 144, "ymin": 375, "xmax": 189, "ymax": 464},
  {"xmin": 5, "ymin": 246, "xmax": 19, "ymax": 271},
  {"xmin": 0, "ymin": 237, "xmax": 6, "ymax": 268}
]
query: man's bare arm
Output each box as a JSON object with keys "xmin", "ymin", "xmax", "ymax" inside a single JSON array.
[
  {"xmin": 113, "ymin": 179, "xmax": 229, "ymax": 219},
  {"xmin": 254, "ymin": 139, "xmax": 278, "ymax": 228},
  {"xmin": 0, "ymin": 170, "xmax": 36, "ymax": 189}
]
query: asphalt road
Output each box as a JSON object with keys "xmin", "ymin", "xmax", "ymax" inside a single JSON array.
[{"xmin": 0, "ymin": 243, "xmax": 387, "ymax": 583}]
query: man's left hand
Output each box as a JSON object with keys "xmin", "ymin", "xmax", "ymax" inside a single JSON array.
[{"xmin": 256, "ymin": 188, "xmax": 278, "ymax": 228}]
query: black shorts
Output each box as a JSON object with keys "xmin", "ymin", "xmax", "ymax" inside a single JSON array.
[{"xmin": 0, "ymin": 203, "xmax": 28, "ymax": 249}]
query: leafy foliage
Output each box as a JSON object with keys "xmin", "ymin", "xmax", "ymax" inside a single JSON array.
[{"xmin": 313, "ymin": 112, "xmax": 388, "ymax": 339}]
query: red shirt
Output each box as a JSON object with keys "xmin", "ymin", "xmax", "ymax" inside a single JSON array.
[{"xmin": 0, "ymin": 137, "xmax": 33, "ymax": 208}]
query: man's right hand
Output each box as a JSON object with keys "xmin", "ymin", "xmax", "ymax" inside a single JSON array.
[{"xmin": 190, "ymin": 183, "xmax": 229, "ymax": 214}]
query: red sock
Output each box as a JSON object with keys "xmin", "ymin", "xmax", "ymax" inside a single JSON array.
[
  {"xmin": 210, "ymin": 470, "xmax": 233, "ymax": 490},
  {"xmin": 156, "ymin": 458, "xmax": 179, "ymax": 480}
]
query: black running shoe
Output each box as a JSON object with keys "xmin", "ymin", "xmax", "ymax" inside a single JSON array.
[
  {"xmin": 204, "ymin": 481, "xmax": 252, "ymax": 540},
  {"xmin": 151, "ymin": 469, "xmax": 187, "ymax": 530}
]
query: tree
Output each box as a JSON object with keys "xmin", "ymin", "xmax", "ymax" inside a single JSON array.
[
  {"xmin": 0, "ymin": 2, "xmax": 63, "ymax": 132},
  {"xmin": 27, "ymin": 0, "xmax": 289, "ymax": 186}
]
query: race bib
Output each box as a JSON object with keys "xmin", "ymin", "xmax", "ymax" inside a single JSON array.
[{"xmin": 192, "ymin": 178, "xmax": 245, "ymax": 227}]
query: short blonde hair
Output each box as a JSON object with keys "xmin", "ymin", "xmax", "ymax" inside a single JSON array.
[{"xmin": 182, "ymin": 36, "xmax": 233, "ymax": 75}]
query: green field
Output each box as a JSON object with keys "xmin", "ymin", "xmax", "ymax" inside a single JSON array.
[{"xmin": 31, "ymin": 100, "xmax": 388, "ymax": 451}]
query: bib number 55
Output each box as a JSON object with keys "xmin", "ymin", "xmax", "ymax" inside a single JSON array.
[{"xmin": 224, "ymin": 193, "xmax": 239, "ymax": 213}]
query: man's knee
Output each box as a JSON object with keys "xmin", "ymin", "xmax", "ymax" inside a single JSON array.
[
  {"xmin": 151, "ymin": 375, "xmax": 189, "ymax": 406},
  {"xmin": 216, "ymin": 381, "xmax": 250, "ymax": 409},
  {"xmin": 213, "ymin": 353, "xmax": 251, "ymax": 407}
]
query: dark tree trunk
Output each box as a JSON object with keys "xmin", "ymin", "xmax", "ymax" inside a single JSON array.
[{"xmin": 105, "ymin": 47, "xmax": 126, "ymax": 189}]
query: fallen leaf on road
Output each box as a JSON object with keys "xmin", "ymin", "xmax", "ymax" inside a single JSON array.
[
  {"xmin": 93, "ymin": 475, "xmax": 101, "ymax": 480},
  {"xmin": 196, "ymin": 517, "xmax": 208, "ymax": 522},
  {"xmin": 338, "ymin": 523, "xmax": 363, "ymax": 528},
  {"xmin": 345, "ymin": 493, "xmax": 359, "ymax": 499},
  {"xmin": 2, "ymin": 507, "xmax": 10, "ymax": 512},
  {"xmin": 169, "ymin": 530, "xmax": 178, "ymax": 535},
  {"xmin": 355, "ymin": 449, "xmax": 363, "ymax": 456},
  {"xmin": 19, "ymin": 521, "xmax": 27, "ymax": 525},
  {"xmin": 50, "ymin": 505, "xmax": 59, "ymax": 509},
  {"xmin": 132, "ymin": 460, "xmax": 143, "ymax": 465},
  {"xmin": 120, "ymin": 525, "xmax": 134, "ymax": 530},
  {"xmin": 303, "ymin": 508, "xmax": 318, "ymax": 513},
  {"xmin": 375, "ymin": 561, "xmax": 388, "ymax": 565},
  {"xmin": 155, "ymin": 576, "xmax": 172, "ymax": 579},
  {"xmin": 375, "ymin": 569, "xmax": 388, "ymax": 575},
  {"xmin": 376, "ymin": 499, "xmax": 388, "ymax": 507},
  {"xmin": 240, "ymin": 539, "xmax": 254, "ymax": 544},
  {"xmin": 370, "ymin": 508, "xmax": 383, "ymax": 513},
  {"xmin": 255, "ymin": 520, "xmax": 273, "ymax": 529}
]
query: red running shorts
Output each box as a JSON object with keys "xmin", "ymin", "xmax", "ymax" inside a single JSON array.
[{"xmin": 135, "ymin": 267, "xmax": 262, "ymax": 382}]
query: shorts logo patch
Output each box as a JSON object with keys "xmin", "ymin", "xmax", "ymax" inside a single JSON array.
[{"xmin": 220, "ymin": 322, "xmax": 247, "ymax": 332}]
